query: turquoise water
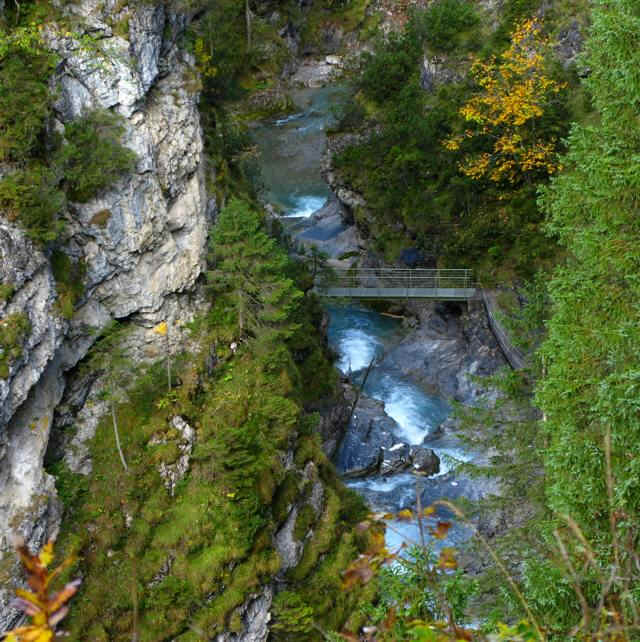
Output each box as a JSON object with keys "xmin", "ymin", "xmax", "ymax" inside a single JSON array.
[
  {"xmin": 326, "ymin": 303, "xmax": 450, "ymax": 444},
  {"xmin": 252, "ymin": 86, "xmax": 349, "ymax": 216},
  {"xmin": 252, "ymin": 86, "xmax": 472, "ymax": 549}
]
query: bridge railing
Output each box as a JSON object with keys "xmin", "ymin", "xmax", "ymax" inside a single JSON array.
[{"xmin": 316, "ymin": 268, "xmax": 475, "ymax": 291}]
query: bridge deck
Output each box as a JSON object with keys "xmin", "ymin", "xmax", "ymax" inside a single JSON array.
[
  {"xmin": 315, "ymin": 268, "xmax": 476, "ymax": 300},
  {"xmin": 320, "ymin": 287, "xmax": 477, "ymax": 300}
]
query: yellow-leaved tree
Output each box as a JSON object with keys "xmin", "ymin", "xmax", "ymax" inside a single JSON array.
[{"xmin": 445, "ymin": 18, "xmax": 564, "ymax": 184}]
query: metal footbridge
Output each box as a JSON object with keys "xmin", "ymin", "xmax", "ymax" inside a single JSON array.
[{"xmin": 316, "ymin": 268, "xmax": 476, "ymax": 300}]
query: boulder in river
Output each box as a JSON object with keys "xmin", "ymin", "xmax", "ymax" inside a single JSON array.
[
  {"xmin": 409, "ymin": 445, "xmax": 440, "ymax": 476},
  {"xmin": 380, "ymin": 443, "xmax": 411, "ymax": 475},
  {"xmin": 336, "ymin": 393, "xmax": 399, "ymax": 476}
]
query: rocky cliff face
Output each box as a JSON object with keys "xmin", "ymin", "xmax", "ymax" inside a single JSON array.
[{"xmin": 0, "ymin": 0, "xmax": 209, "ymax": 627}]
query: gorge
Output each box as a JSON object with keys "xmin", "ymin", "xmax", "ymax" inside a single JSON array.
[{"xmin": 2, "ymin": 0, "xmax": 640, "ymax": 639}]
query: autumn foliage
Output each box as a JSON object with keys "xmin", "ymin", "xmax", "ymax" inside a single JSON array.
[
  {"xmin": 445, "ymin": 19, "xmax": 564, "ymax": 184},
  {"xmin": 2, "ymin": 541, "xmax": 79, "ymax": 642}
]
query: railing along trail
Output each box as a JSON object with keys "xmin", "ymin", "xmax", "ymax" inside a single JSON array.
[{"xmin": 316, "ymin": 268, "xmax": 477, "ymax": 300}]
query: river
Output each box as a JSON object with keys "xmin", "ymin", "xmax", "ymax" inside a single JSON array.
[{"xmin": 252, "ymin": 84, "xmax": 474, "ymax": 552}]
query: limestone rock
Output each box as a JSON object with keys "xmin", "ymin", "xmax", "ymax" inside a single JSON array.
[
  {"xmin": 0, "ymin": 2, "xmax": 209, "ymax": 630},
  {"xmin": 336, "ymin": 393, "xmax": 400, "ymax": 476},
  {"xmin": 152, "ymin": 415, "xmax": 196, "ymax": 497},
  {"xmin": 420, "ymin": 56, "xmax": 458, "ymax": 92},
  {"xmin": 385, "ymin": 301, "xmax": 506, "ymax": 406},
  {"xmin": 215, "ymin": 587, "xmax": 273, "ymax": 642},
  {"xmin": 380, "ymin": 442, "xmax": 411, "ymax": 475},
  {"xmin": 0, "ymin": 222, "xmax": 66, "ymax": 430},
  {"xmin": 274, "ymin": 506, "xmax": 304, "ymax": 571},
  {"xmin": 409, "ymin": 445, "xmax": 440, "ymax": 476},
  {"xmin": 554, "ymin": 20, "xmax": 583, "ymax": 69}
]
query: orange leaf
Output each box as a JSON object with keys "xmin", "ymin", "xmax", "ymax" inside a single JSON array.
[
  {"xmin": 430, "ymin": 521, "xmax": 452, "ymax": 540},
  {"xmin": 47, "ymin": 579, "xmax": 81, "ymax": 614},
  {"xmin": 342, "ymin": 557, "xmax": 375, "ymax": 588},
  {"xmin": 437, "ymin": 547, "xmax": 458, "ymax": 570},
  {"xmin": 15, "ymin": 588, "xmax": 44, "ymax": 606},
  {"xmin": 396, "ymin": 509, "xmax": 413, "ymax": 521},
  {"xmin": 366, "ymin": 531, "xmax": 386, "ymax": 556},
  {"xmin": 37, "ymin": 541, "xmax": 54, "ymax": 568},
  {"xmin": 382, "ymin": 606, "xmax": 397, "ymax": 631},
  {"xmin": 355, "ymin": 521, "xmax": 371, "ymax": 533}
]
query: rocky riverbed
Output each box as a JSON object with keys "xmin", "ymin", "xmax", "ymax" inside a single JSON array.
[{"xmin": 250, "ymin": 75, "xmax": 512, "ymax": 554}]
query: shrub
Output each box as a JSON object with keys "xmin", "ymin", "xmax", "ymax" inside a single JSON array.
[
  {"xmin": 358, "ymin": 31, "xmax": 421, "ymax": 104},
  {"xmin": 0, "ymin": 49, "xmax": 54, "ymax": 163},
  {"xmin": 413, "ymin": 0, "xmax": 480, "ymax": 53},
  {"xmin": 0, "ymin": 312, "xmax": 30, "ymax": 378},
  {"xmin": 0, "ymin": 163, "xmax": 65, "ymax": 242},
  {"xmin": 51, "ymin": 250, "xmax": 86, "ymax": 319},
  {"xmin": 60, "ymin": 110, "xmax": 136, "ymax": 202}
]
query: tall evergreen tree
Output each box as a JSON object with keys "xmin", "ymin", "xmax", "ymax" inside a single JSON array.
[
  {"xmin": 207, "ymin": 199, "xmax": 302, "ymax": 343},
  {"xmin": 537, "ymin": 0, "xmax": 640, "ymax": 545}
]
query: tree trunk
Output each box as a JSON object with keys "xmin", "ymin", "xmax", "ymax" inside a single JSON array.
[
  {"xmin": 166, "ymin": 330, "xmax": 171, "ymax": 391},
  {"xmin": 245, "ymin": 0, "xmax": 252, "ymax": 52},
  {"xmin": 111, "ymin": 401, "xmax": 128, "ymax": 471}
]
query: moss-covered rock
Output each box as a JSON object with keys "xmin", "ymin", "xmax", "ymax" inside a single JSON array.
[
  {"xmin": 51, "ymin": 202, "xmax": 369, "ymax": 639},
  {"xmin": 0, "ymin": 312, "xmax": 30, "ymax": 378}
]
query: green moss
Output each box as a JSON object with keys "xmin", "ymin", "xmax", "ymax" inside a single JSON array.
[
  {"xmin": 113, "ymin": 15, "xmax": 130, "ymax": 39},
  {"xmin": 51, "ymin": 203, "xmax": 369, "ymax": 639},
  {"xmin": 0, "ymin": 312, "xmax": 30, "ymax": 378},
  {"xmin": 288, "ymin": 488, "xmax": 341, "ymax": 582},
  {"xmin": 51, "ymin": 250, "xmax": 85, "ymax": 319},
  {"xmin": 294, "ymin": 504, "xmax": 316, "ymax": 540},
  {"xmin": 0, "ymin": 283, "xmax": 14, "ymax": 303},
  {"xmin": 294, "ymin": 434, "xmax": 324, "ymax": 468},
  {"xmin": 89, "ymin": 208, "xmax": 112, "ymax": 227},
  {"xmin": 272, "ymin": 471, "xmax": 301, "ymax": 524},
  {"xmin": 271, "ymin": 591, "xmax": 315, "ymax": 636},
  {"xmin": 46, "ymin": 460, "xmax": 89, "ymax": 509}
]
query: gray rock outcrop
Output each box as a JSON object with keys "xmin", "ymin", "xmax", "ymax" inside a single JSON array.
[
  {"xmin": 336, "ymin": 394, "xmax": 399, "ymax": 476},
  {"xmin": 215, "ymin": 587, "xmax": 273, "ymax": 642},
  {"xmin": 420, "ymin": 56, "xmax": 458, "ymax": 92},
  {"xmin": 385, "ymin": 301, "xmax": 506, "ymax": 406},
  {"xmin": 0, "ymin": 0, "xmax": 208, "ymax": 629},
  {"xmin": 337, "ymin": 392, "xmax": 440, "ymax": 478}
]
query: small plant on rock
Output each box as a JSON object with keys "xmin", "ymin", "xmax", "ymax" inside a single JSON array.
[{"xmin": 2, "ymin": 540, "xmax": 80, "ymax": 642}]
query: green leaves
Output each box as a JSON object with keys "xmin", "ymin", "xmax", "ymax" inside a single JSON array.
[
  {"xmin": 0, "ymin": 47, "xmax": 54, "ymax": 163},
  {"xmin": 537, "ymin": 0, "xmax": 640, "ymax": 534},
  {"xmin": 59, "ymin": 110, "xmax": 136, "ymax": 203}
]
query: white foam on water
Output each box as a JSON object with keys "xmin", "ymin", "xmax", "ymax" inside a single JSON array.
[
  {"xmin": 275, "ymin": 112, "xmax": 305, "ymax": 126},
  {"xmin": 383, "ymin": 383, "xmax": 433, "ymax": 444},
  {"xmin": 282, "ymin": 195, "xmax": 327, "ymax": 218},
  {"xmin": 363, "ymin": 371, "xmax": 447, "ymax": 445},
  {"xmin": 432, "ymin": 447, "xmax": 473, "ymax": 475},
  {"xmin": 347, "ymin": 473, "xmax": 416, "ymax": 493},
  {"xmin": 336, "ymin": 328, "xmax": 381, "ymax": 374}
]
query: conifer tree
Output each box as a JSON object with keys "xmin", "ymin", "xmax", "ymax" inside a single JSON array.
[
  {"xmin": 207, "ymin": 199, "xmax": 302, "ymax": 343},
  {"xmin": 85, "ymin": 322, "xmax": 134, "ymax": 471}
]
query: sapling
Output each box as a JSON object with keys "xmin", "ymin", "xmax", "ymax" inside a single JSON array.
[{"xmin": 84, "ymin": 321, "xmax": 135, "ymax": 471}]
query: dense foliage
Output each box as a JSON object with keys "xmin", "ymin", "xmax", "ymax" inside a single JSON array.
[
  {"xmin": 5, "ymin": 0, "xmax": 640, "ymax": 639},
  {"xmin": 331, "ymin": 1, "xmax": 640, "ymax": 639},
  {"xmin": 0, "ymin": 4, "xmax": 135, "ymax": 242},
  {"xmin": 333, "ymin": 0, "xmax": 577, "ymax": 276},
  {"xmin": 526, "ymin": 1, "xmax": 640, "ymax": 634},
  {"xmin": 50, "ymin": 201, "xmax": 370, "ymax": 640}
]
